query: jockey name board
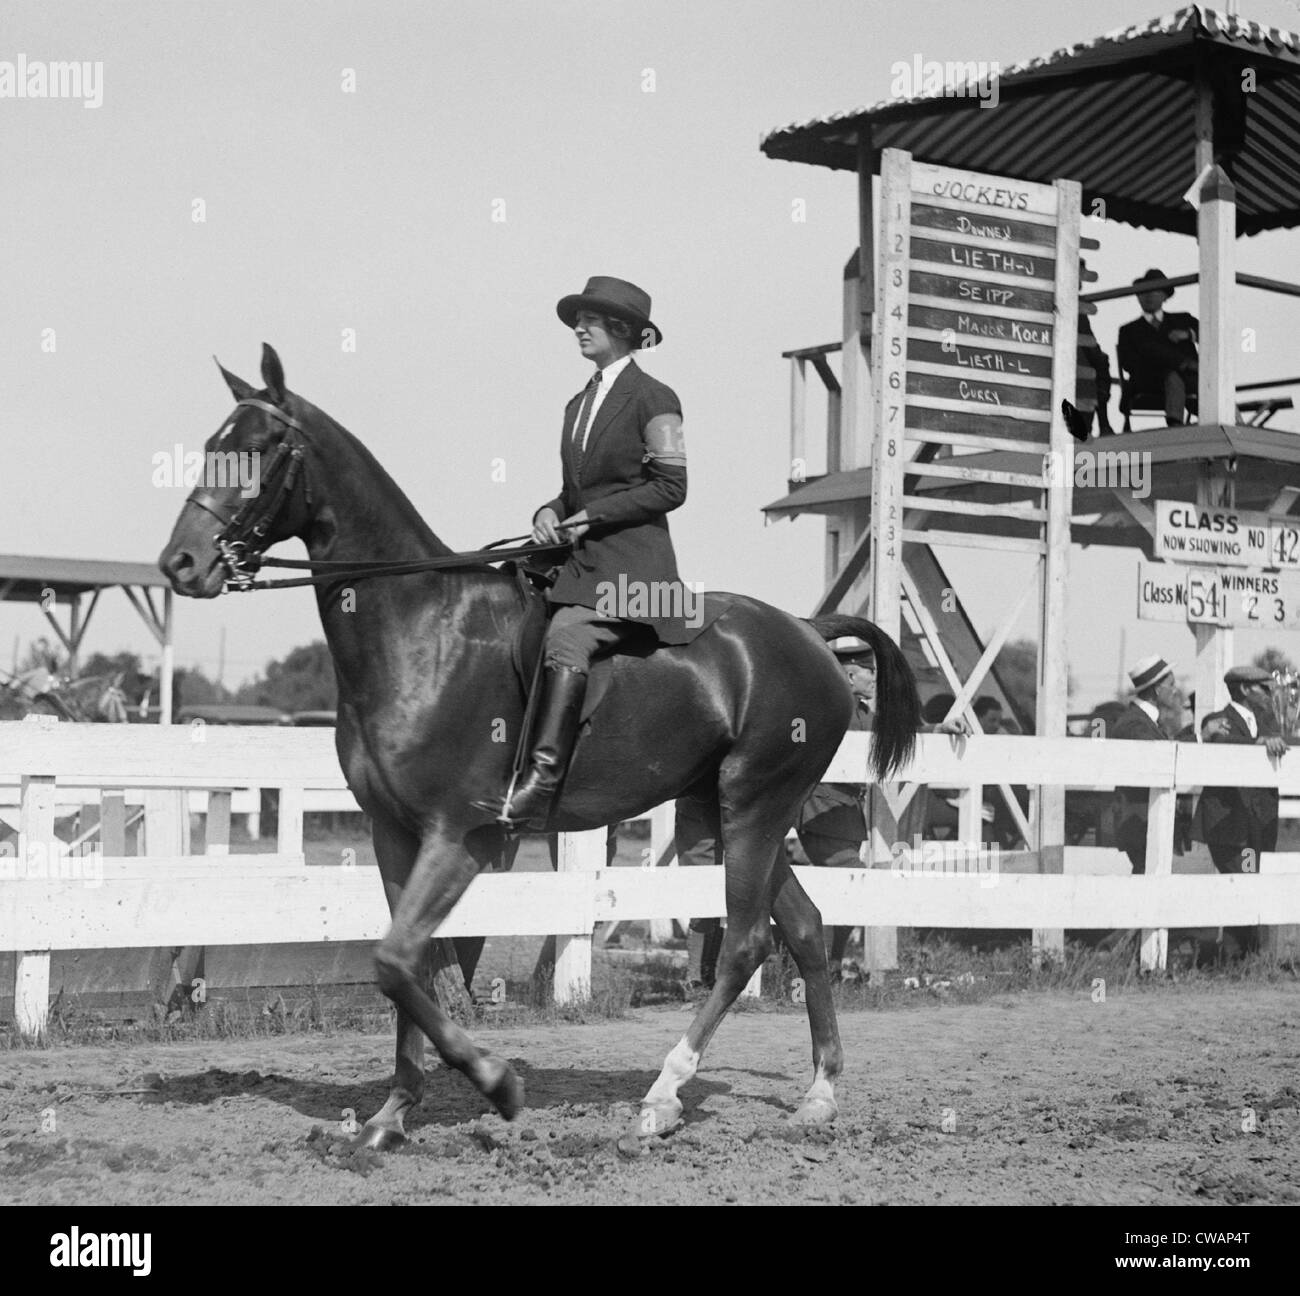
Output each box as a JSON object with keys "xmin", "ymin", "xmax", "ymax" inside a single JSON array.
[{"xmin": 876, "ymin": 156, "xmax": 1078, "ymax": 451}]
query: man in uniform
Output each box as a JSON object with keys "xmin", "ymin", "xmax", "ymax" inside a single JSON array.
[
  {"xmin": 1199, "ymin": 665, "xmax": 1287, "ymax": 956},
  {"xmin": 1112, "ymin": 655, "xmax": 1182, "ymax": 874}
]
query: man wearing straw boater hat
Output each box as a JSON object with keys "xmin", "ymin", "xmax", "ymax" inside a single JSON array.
[
  {"xmin": 1111, "ymin": 654, "xmax": 1183, "ymax": 873},
  {"xmin": 475, "ymin": 276, "xmax": 690, "ymax": 830},
  {"xmin": 1116, "ymin": 268, "xmax": 1199, "ymax": 428}
]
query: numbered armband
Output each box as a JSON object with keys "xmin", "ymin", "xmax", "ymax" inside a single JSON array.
[{"xmin": 642, "ymin": 414, "xmax": 686, "ymax": 466}]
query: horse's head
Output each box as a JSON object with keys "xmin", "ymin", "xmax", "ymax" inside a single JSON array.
[{"xmin": 159, "ymin": 344, "xmax": 314, "ymax": 598}]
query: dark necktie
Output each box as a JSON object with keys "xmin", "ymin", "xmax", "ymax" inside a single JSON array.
[{"xmin": 572, "ymin": 371, "xmax": 602, "ymax": 461}]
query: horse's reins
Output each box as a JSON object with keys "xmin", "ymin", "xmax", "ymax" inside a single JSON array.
[{"xmin": 189, "ymin": 397, "xmax": 576, "ymax": 592}]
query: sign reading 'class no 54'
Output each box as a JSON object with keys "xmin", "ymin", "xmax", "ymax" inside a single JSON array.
[{"xmin": 1153, "ymin": 500, "xmax": 1300, "ymax": 570}]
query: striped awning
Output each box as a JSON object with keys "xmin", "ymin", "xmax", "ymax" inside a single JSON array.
[{"xmin": 761, "ymin": 6, "xmax": 1300, "ymax": 236}]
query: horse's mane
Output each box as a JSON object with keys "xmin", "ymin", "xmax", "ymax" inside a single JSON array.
[{"xmin": 299, "ymin": 396, "xmax": 455, "ymax": 559}]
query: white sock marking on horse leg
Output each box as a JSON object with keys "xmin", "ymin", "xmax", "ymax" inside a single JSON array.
[
  {"xmin": 803, "ymin": 1062, "xmax": 835, "ymax": 1109},
  {"xmin": 643, "ymin": 1036, "xmax": 699, "ymax": 1106}
]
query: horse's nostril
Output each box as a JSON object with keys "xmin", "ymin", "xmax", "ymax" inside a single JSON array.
[{"xmin": 163, "ymin": 549, "xmax": 195, "ymax": 578}]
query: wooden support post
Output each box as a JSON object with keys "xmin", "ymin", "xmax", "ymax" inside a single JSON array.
[
  {"xmin": 159, "ymin": 588, "xmax": 175, "ymax": 725},
  {"xmin": 553, "ymin": 829, "xmax": 602, "ymax": 1003},
  {"xmin": 1034, "ymin": 178, "xmax": 1081, "ymax": 965},
  {"xmin": 67, "ymin": 594, "xmax": 82, "ymax": 679},
  {"xmin": 1140, "ymin": 786, "xmax": 1179, "ymax": 972},
  {"xmin": 1193, "ymin": 158, "xmax": 1237, "ymax": 725},
  {"xmin": 869, "ymin": 148, "xmax": 910, "ymax": 642},
  {"xmin": 840, "ymin": 255, "xmax": 869, "ymax": 471},
  {"xmin": 790, "ymin": 356, "xmax": 807, "ymax": 482},
  {"xmin": 14, "ymin": 775, "xmax": 56, "ymax": 1040}
]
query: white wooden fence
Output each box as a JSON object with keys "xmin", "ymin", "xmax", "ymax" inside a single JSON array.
[{"xmin": 4, "ymin": 721, "xmax": 1300, "ymax": 1039}]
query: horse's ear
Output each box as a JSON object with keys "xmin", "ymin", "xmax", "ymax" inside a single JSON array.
[
  {"xmin": 261, "ymin": 343, "xmax": 286, "ymax": 404},
  {"xmin": 214, "ymin": 357, "xmax": 255, "ymax": 401}
]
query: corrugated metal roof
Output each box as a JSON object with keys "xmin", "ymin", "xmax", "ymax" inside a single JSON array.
[{"xmin": 761, "ymin": 6, "xmax": 1300, "ymax": 235}]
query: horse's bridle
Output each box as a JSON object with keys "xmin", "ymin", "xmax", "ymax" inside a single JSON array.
[{"xmin": 186, "ymin": 398, "xmax": 312, "ymax": 591}]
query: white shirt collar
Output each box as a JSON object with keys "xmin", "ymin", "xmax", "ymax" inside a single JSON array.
[
  {"xmin": 1145, "ymin": 310, "xmax": 1163, "ymax": 327},
  {"xmin": 1135, "ymin": 697, "xmax": 1159, "ymax": 724},
  {"xmin": 575, "ymin": 354, "xmax": 633, "ymax": 453},
  {"xmin": 1229, "ymin": 700, "xmax": 1258, "ymax": 738},
  {"xmin": 593, "ymin": 353, "xmax": 633, "ymax": 389}
]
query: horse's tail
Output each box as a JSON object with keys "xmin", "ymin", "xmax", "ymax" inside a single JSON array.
[{"xmin": 807, "ymin": 613, "xmax": 921, "ymax": 782}]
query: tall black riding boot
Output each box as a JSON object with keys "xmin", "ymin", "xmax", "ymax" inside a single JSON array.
[{"xmin": 475, "ymin": 665, "xmax": 587, "ymax": 830}]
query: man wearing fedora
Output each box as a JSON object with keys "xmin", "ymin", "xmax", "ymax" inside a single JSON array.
[
  {"xmin": 476, "ymin": 276, "xmax": 689, "ymax": 830},
  {"xmin": 1116, "ymin": 269, "xmax": 1199, "ymax": 429},
  {"xmin": 1111, "ymin": 655, "xmax": 1183, "ymax": 873},
  {"xmin": 1198, "ymin": 665, "xmax": 1287, "ymax": 956}
]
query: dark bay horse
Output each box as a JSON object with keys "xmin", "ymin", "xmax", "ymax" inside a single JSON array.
[{"xmin": 159, "ymin": 344, "xmax": 921, "ymax": 1146}]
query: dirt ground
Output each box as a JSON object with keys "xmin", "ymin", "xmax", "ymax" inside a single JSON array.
[{"xmin": 2, "ymin": 984, "xmax": 1298, "ymax": 1206}]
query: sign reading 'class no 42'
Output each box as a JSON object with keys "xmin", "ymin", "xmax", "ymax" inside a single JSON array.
[{"xmin": 1153, "ymin": 500, "xmax": 1300, "ymax": 570}]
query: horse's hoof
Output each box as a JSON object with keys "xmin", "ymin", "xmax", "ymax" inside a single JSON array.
[
  {"xmin": 636, "ymin": 1100, "xmax": 683, "ymax": 1139},
  {"xmin": 356, "ymin": 1122, "xmax": 406, "ymax": 1152},
  {"xmin": 789, "ymin": 1096, "xmax": 838, "ymax": 1127},
  {"xmin": 485, "ymin": 1064, "xmax": 525, "ymax": 1120}
]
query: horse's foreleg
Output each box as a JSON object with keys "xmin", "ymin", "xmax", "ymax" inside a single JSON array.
[
  {"xmin": 769, "ymin": 856, "xmax": 842, "ymax": 1125},
  {"xmin": 638, "ymin": 830, "xmax": 781, "ymax": 1136},
  {"xmin": 372, "ymin": 829, "xmax": 523, "ymax": 1122},
  {"xmin": 358, "ymin": 823, "xmax": 430, "ymax": 1151}
]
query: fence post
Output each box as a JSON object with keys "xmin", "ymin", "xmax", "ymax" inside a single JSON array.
[
  {"xmin": 100, "ymin": 790, "xmax": 126, "ymax": 856},
  {"xmin": 15, "ymin": 775, "xmax": 56, "ymax": 1040},
  {"xmin": 554, "ymin": 829, "xmax": 602, "ymax": 1003},
  {"xmin": 647, "ymin": 803, "xmax": 677, "ymax": 942},
  {"xmin": 1139, "ymin": 785, "xmax": 1177, "ymax": 972},
  {"xmin": 144, "ymin": 789, "xmax": 201, "ymax": 1011},
  {"xmin": 206, "ymin": 790, "xmax": 232, "ymax": 856},
  {"xmin": 277, "ymin": 786, "xmax": 304, "ymax": 856}
]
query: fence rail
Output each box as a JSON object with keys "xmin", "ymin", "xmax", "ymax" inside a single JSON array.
[{"xmin": 4, "ymin": 723, "xmax": 1300, "ymax": 1038}]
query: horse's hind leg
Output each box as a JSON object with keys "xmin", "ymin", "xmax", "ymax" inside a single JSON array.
[
  {"xmin": 769, "ymin": 855, "xmax": 842, "ymax": 1125},
  {"xmin": 638, "ymin": 810, "xmax": 783, "ymax": 1136}
]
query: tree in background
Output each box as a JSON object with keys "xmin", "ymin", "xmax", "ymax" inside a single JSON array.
[
  {"xmin": 236, "ymin": 640, "xmax": 336, "ymax": 713},
  {"xmin": 1253, "ymin": 646, "xmax": 1299, "ymax": 678},
  {"xmin": 993, "ymin": 638, "xmax": 1047, "ymax": 733}
]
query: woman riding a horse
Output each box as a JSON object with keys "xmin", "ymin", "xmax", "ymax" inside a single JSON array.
[{"xmin": 476, "ymin": 276, "xmax": 691, "ymax": 830}]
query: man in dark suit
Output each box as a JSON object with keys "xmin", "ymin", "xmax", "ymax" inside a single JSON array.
[
  {"xmin": 1199, "ymin": 665, "xmax": 1287, "ymax": 956},
  {"xmin": 1116, "ymin": 268, "xmax": 1199, "ymax": 427},
  {"xmin": 476, "ymin": 277, "xmax": 689, "ymax": 830},
  {"xmin": 1111, "ymin": 655, "xmax": 1182, "ymax": 874}
]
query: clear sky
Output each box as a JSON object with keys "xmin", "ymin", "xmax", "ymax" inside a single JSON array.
[{"xmin": 4, "ymin": 0, "xmax": 1300, "ymax": 709}]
